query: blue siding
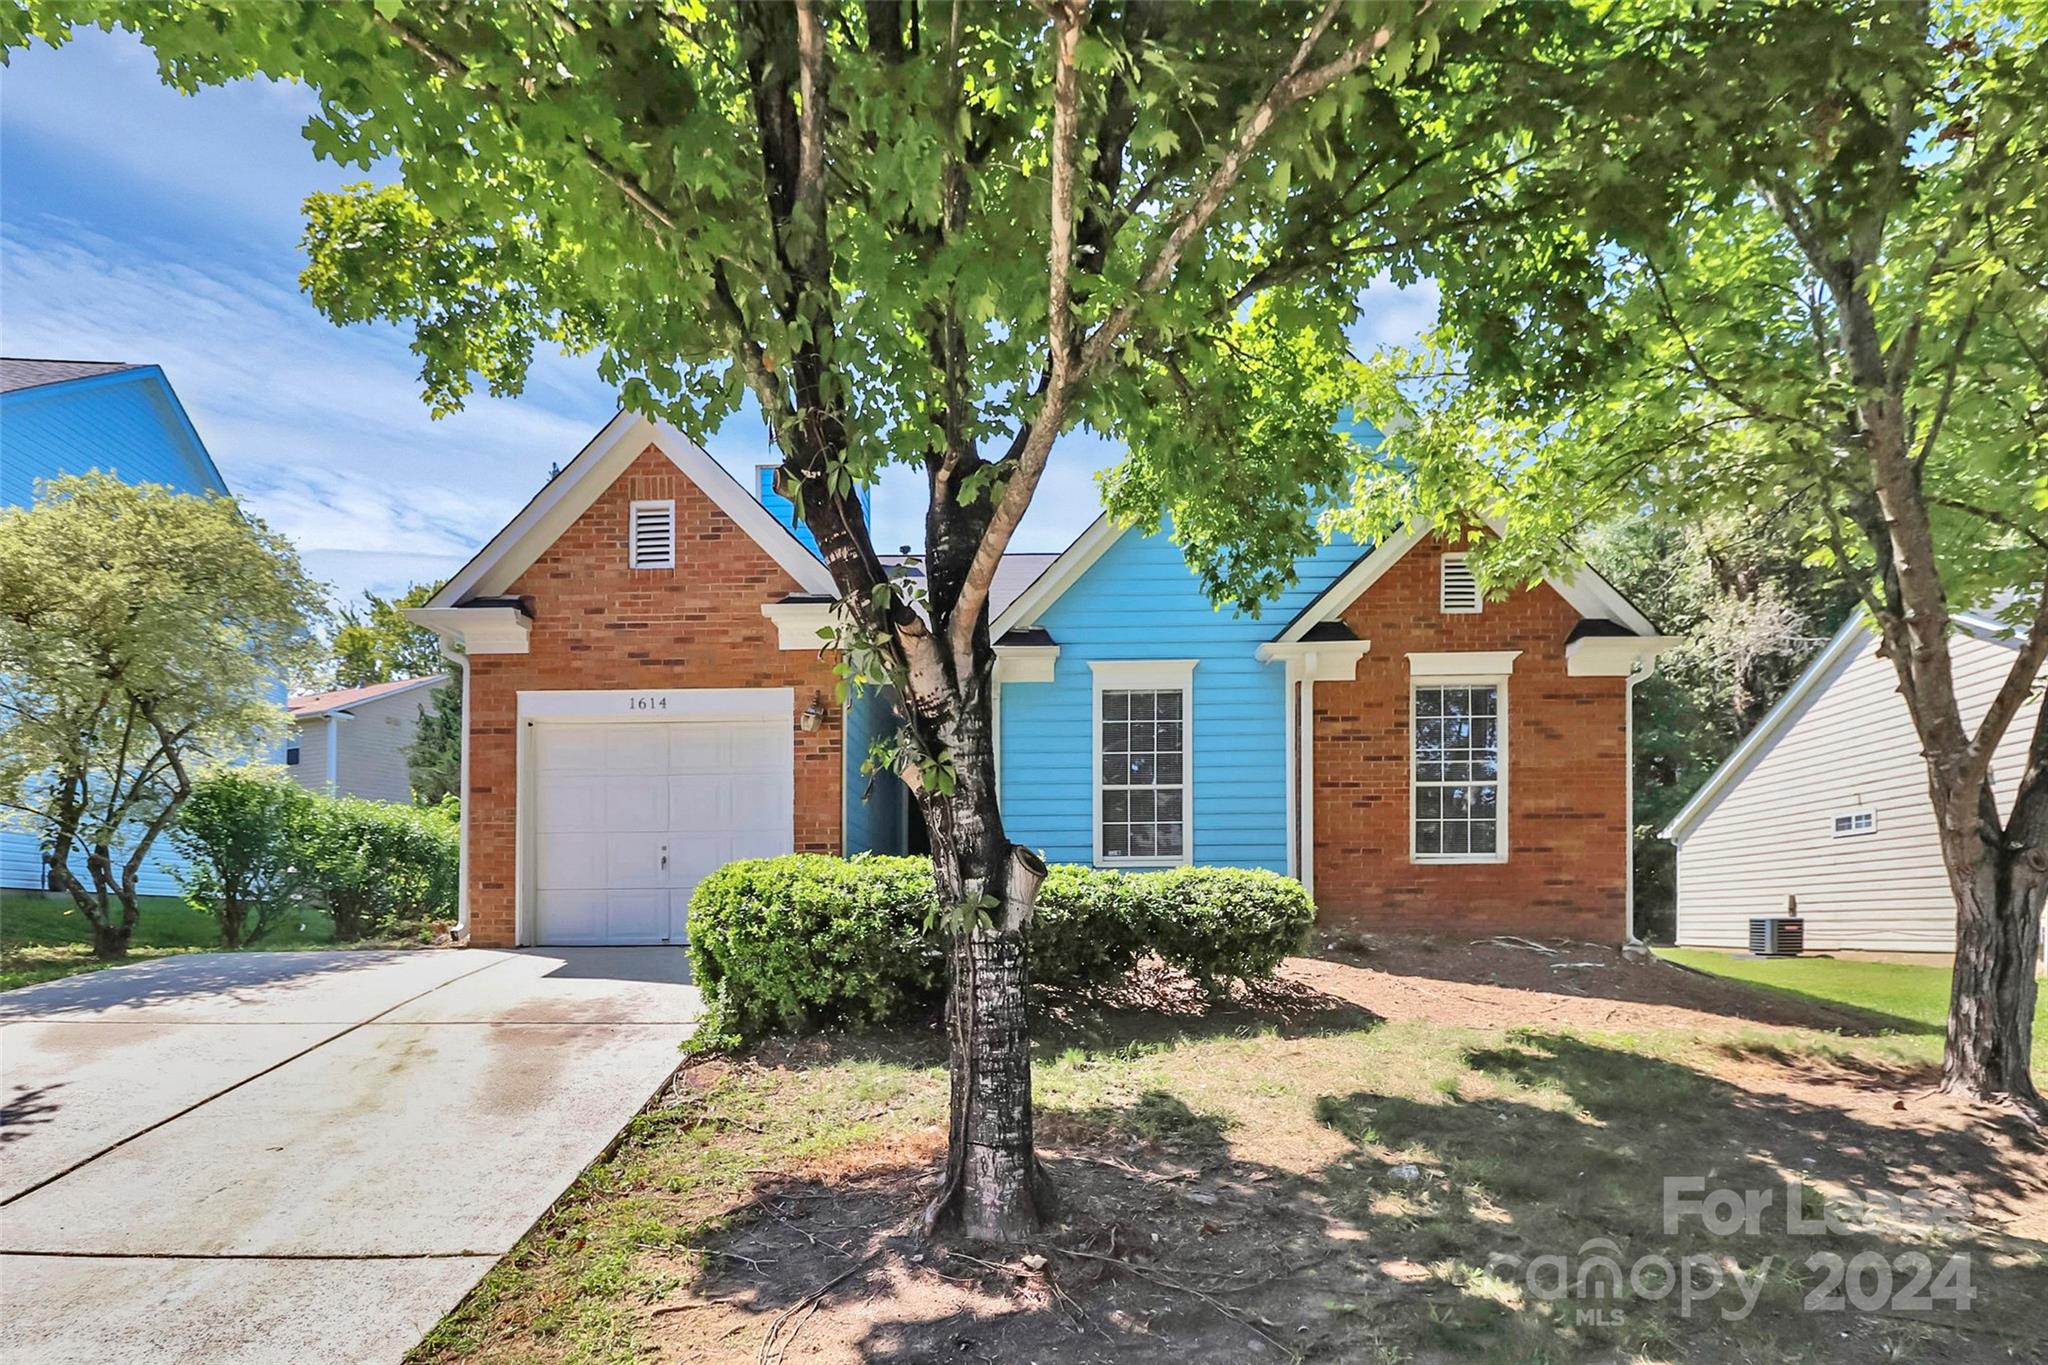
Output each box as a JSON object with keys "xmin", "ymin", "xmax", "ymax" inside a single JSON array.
[
  {"xmin": 1, "ymin": 367, "xmax": 226, "ymax": 508},
  {"xmin": 755, "ymin": 464, "xmax": 871, "ymax": 559},
  {"xmin": 844, "ymin": 684, "xmax": 907, "ymax": 855},
  {"xmin": 2, "ymin": 366, "xmax": 227, "ymax": 894},
  {"xmin": 998, "ymin": 521, "xmax": 1361, "ymax": 870}
]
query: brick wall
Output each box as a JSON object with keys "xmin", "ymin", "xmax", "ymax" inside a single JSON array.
[
  {"xmin": 464, "ymin": 444, "xmax": 842, "ymax": 947},
  {"xmin": 1310, "ymin": 536, "xmax": 1630, "ymax": 941}
]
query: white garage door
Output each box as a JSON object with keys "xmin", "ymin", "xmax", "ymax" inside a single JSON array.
[{"xmin": 530, "ymin": 716, "xmax": 793, "ymax": 945}]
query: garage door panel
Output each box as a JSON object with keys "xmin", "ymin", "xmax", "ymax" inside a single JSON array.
[
  {"xmin": 604, "ymin": 774, "xmax": 669, "ymax": 831},
  {"xmin": 667, "ymin": 776, "xmax": 728, "ymax": 828},
  {"xmin": 665, "ymin": 834, "xmax": 730, "ymax": 890},
  {"xmin": 668, "ymin": 726, "xmax": 729, "ymax": 774},
  {"xmin": 605, "ymin": 835, "xmax": 669, "ymax": 889},
  {"xmin": 535, "ymin": 726, "xmax": 608, "ymax": 774},
  {"xmin": 729, "ymin": 777, "xmax": 790, "ymax": 829},
  {"xmin": 534, "ymin": 889, "xmax": 608, "ymax": 943},
  {"xmin": 604, "ymin": 726, "xmax": 669, "ymax": 773},
  {"xmin": 605, "ymin": 891, "xmax": 669, "ymax": 943},
  {"xmin": 537, "ymin": 774, "xmax": 606, "ymax": 833},
  {"xmin": 731, "ymin": 830, "xmax": 790, "ymax": 862},
  {"xmin": 536, "ymin": 834, "xmax": 605, "ymax": 891}
]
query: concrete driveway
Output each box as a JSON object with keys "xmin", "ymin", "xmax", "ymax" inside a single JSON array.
[{"xmin": 0, "ymin": 947, "xmax": 700, "ymax": 1365}]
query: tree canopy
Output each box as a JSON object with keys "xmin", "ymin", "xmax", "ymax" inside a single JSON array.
[{"xmin": 0, "ymin": 474, "xmax": 324, "ymax": 955}]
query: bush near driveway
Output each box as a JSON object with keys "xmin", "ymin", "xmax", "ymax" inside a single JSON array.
[
  {"xmin": 168, "ymin": 769, "xmax": 314, "ymax": 949},
  {"xmin": 299, "ymin": 795, "xmax": 459, "ymax": 942},
  {"xmin": 687, "ymin": 855, "xmax": 1313, "ymax": 1040}
]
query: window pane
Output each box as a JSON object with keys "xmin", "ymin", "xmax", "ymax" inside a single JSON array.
[
  {"xmin": 1128, "ymin": 754, "xmax": 1154, "ymax": 784},
  {"xmin": 1416, "ymin": 689, "xmax": 1441, "ymax": 718},
  {"xmin": 1443, "ymin": 688, "xmax": 1469, "ymax": 717},
  {"xmin": 1416, "ymin": 820, "xmax": 1441, "ymax": 854},
  {"xmin": 1155, "ymin": 721, "xmax": 1181, "ymax": 754},
  {"xmin": 1473, "ymin": 786, "xmax": 1498, "ymax": 819},
  {"xmin": 1130, "ymin": 790, "xmax": 1154, "ymax": 823},
  {"xmin": 1103, "ymin": 824, "xmax": 1128, "ymax": 858},
  {"xmin": 1103, "ymin": 754, "xmax": 1123, "ymax": 783},
  {"xmin": 1444, "ymin": 821, "xmax": 1470, "ymax": 854},
  {"xmin": 1417, "ymin": 788, "xmax": 1441, "ymax": 819},
  {"xmin": 1128, "ymin": 721, "xmax": 1154, "ymax": 753},
  {"xmin": 1104, "ymin": 791, "xmax": 1127, "ymax": 823},
  {"xmin": 1130, "ymin": 692, "xmax": 1155, "ymax": 721},
  {"xmin": 1157, "ymin": 753, "xmax": 1183, "ymax": 784},
  {"xmin": 1471, "ymin": 686, "xmax": 1497, "ymax": 716},
  {"xmin": 1104, "ymin": 722, "xmax": 1130, "ymax": 754},
  {"xmin": 1158, "ymin": 824, "xmax": 1183, "ymax": 857},
  {"xmin": 1131, "ymin": 823, "xmax": 1156, "ymax": 856},
  {"xmin": 1417, "ymin": 762, "xmax": 1444, "ymax": 783},
  {"xmin": 1446, "ymin": 786, "xmax": 1470, "ymax": 820},
  {"xmin": 1158, "ymin": 790, "xmax": 1183, "ymax": 822},
  {"xmin": 1157, "ymin": 691, "xmax": 1183, "ymax": 719},
  {"xmin": 1105, "ymin": 691, "xmax": 1128, "ymax": 720},
  {"xmin": 1471, "ymin": 820, "xmax": 1497, "ymax": 854}
]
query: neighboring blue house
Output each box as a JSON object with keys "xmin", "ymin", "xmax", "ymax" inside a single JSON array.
[{"xmin": 0, "ymin": 358, "xmax": 234, "ymax": 895}]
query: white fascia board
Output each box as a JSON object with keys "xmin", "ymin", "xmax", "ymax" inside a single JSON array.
[
  {"xmin": 1277, "ymin": 525, "xmax": 1429, "ymax": 643},
  {"xmin": 405, "ymin": 605, "xmax": 531, "ymax": 655},
  {"xmin": 1566, "ymin": 635, "xmax": 1685, "ymax": 677},
  {"xmin": 991, "ymin": 514, "xmax": 1125, "ymax": 637},
  {"xmin": 1659, "ymin": 614, "xmax": 1871, "ymax": 843},
  {"xmin": 1255, "ymin": 639, "xmax": 1371, "ymax": 681},
  {"xmin": 761, "ymin": 599, "xmax": 837, "ymax": 650},
  {"xmin": 427, "ymin": 411, "xmax": 835, "ymax": 610},
  {"xmin": 994, "ymin": 643, "xmax": 1061, "ymax": 683},
  {"xmin": 1409, "ymin": 649, "xmax": 1521, "ymax": 677}
]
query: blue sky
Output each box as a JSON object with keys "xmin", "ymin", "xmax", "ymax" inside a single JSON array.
[{"xmin": 1, "ymin": 27, "xmax": 1439, "ymax": 611}]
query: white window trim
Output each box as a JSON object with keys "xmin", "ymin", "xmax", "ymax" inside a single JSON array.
[
  {"xmin": 1831, "ymin": 808, "xmax": 1877, "ymax": 838},
  {"xmin": 629, "ymin": 498, "xmax": 677, "ymax": 570},
  {"xmin": 1409, "ymin": 672, "xmax": 1510, "ymax": 865},
  {"xmin": 1440, "ymin": 552, "xmax": 1483, "ymax": 614},
  {"xmin": 1090, "ymin": 659, "xmax": 1196, "ymax": 868}
]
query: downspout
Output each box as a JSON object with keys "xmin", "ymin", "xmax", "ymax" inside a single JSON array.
[
  {"xmin": 1300, "ymin": 654, "xmax": 1317, "ymax": 900},
  {"xmin": 456, "ymin": 652, "xmax": 472, "ymax": 940},
  {"xmin": 325, "ymin": 715, "xmax": 342, "ymax": 793},
  {"xmin": 1623, "ymin": 660, "xmax": 1645, "ymax": 946}
]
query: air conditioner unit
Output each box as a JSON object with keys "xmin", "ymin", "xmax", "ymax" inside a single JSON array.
[{"xmin": 1748, "ymin": 917, "xmax": 1805, "ymax": 958}]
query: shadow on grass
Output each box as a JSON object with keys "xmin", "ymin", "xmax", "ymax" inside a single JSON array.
[
  {"xmin": 1317, "ymin": 935, "xmax": 1940, "ymax": 1039},
  {"xmin": 650, "ymin": 1033, "xmax": 2044, "ymax": 1363}
]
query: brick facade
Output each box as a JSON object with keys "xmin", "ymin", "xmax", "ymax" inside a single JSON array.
[
  {"xmin": 463, "ymin": 444, "xmax": 843, "ymax": 947},
  {"xmin": 1310, "ymin": 536, "xmax": 1630, "ymax": 941}
]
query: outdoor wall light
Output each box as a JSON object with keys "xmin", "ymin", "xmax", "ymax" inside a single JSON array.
[{"xmin": 800, "ymin": 692, "xmax": 826, "ymax": 732}]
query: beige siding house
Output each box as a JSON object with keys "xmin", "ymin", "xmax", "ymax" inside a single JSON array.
[
  {"xmin": 287, "ymin": 676, "xmax": 449, "ymax": 805},
  {"xmin": 1663, "ymin": 610, "xmax": 2041, "ymax": 955}
]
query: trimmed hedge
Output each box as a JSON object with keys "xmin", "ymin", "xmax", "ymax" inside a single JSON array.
[{"xmin": 687, "ymin": 855, "xmax": 1313, "ymax": 1040}]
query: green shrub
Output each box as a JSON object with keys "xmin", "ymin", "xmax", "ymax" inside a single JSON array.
[
  {"xmin": 1029, "ymin": 863, "xmax": 1147, "ymax": 992},
  {"xmin": 169, "ymin": 768, "xmax": 313, "ymax": 949},
  {"xmin": 688, "ymin": 855, "xmax": 1314, "ymax": 1041},
  {"xmin": 688, "ymin": 854, "xmax": 944, "ymax": 1038},
  {"xmin": 298, "ymin": 796, "xmax": 459, "ymax": 941},
  {"xmin": 1135, "ymin": 865, "xmax": 1315, "ymax": 987}
]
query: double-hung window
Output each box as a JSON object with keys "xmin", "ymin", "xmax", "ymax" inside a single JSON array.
[
  {"xmin": 1408, "ymin": 652, "xmax": 1516, "ymax": 864},
  {"xmin": 1092, "ymin": 661, "xmax": 1194, "ymax": 866}
]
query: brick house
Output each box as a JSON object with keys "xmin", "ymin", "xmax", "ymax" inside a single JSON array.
[{"xmin": 412, "ymin": 412, "xmax": 1672, "ymax": 949}]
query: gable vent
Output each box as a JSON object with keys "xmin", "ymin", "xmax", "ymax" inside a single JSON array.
[
  {"xmin": 629, "ymin": 500, "xmax": 676, "ymax": 570},
  {"xmin": 1440, "ymin": 554, "xmax": 1481, "ymax": 613}
]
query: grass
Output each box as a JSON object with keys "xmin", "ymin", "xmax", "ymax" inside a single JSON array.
[
  {"xmin": 0, "ymin": 888, "xmax": 340, "ymax": 991},
  {"xmin": 1658, "ymin": 947, "xmax": 2048, "ymax": 1062},
  {"xmin": 413, "ymin": 975, "xmax": 2047, "ymax": 1365}
]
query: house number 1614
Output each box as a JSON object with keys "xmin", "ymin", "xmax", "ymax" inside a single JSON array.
[{"xmin": 626, "ymin": 696, "xmax": 668, "ymax": 711}]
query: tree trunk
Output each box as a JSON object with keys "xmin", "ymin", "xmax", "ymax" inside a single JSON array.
[
  {"xmin": 917, "ymin": 687, "xmax": 1056, "ymax": 1243},
  {"xmin": 1941, "ymin": 836, "xmax": 2043, "ymax": 1115},
  {"xmin": 90, "ymin": 917, "xmax": 131, "ymax": 961}
]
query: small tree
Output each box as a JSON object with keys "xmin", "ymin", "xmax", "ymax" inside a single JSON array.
[
  {"xmin": 405, "ymin": 672, "xmax": 462, "ymax": 805},
  {"xmin": 170, "ymin": 769, "xmax": 313, "ymax": 949},
  {"xmin": 0, "ymin": 474, "xmax": 324, "ymax": 959},
  {"xmin": 299, "ymin": 794, "xmax": 459, "ymax": 941},
  {"xmin": 332, "ymin": 582, "xmax": 444, "ymax": 687}
]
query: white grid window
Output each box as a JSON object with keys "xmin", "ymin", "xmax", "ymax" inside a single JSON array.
[
  {"xmin": 1440, "ymin": 554, "xmax": 1481, "ymax": 613},
  {"xmin": 629, "ymin": 500, "xmax": 676, "ymax": 569},
  {"xmin": 1413, "ymin": 682, "xmax": 1503, "ymax": 859},
  {"xmin": 1100, "ymin": 688, "xmax": 1186, "ymax": 861},
  {"xmin": 1832, "ymin": 809, "xmax": 1876, "ymax": 838}
]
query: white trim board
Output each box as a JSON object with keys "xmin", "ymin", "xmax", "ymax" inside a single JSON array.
[
  {"xmin": 992, "ymin": 513, "xmax": 1125, "ymax": 637},
  {"xmin": 424, "ymin": 411, "xmax": 836, "ymax": 609}
]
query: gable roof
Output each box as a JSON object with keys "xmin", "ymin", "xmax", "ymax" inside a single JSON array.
[
  {"xmin": 993, "ymin": 514, "xmax": 1662, "ymax": 643},
  {"xmin": 423, "ymin": 411, "xmax": 836, "ymax": 609},
  {"xmin": 290, "ymin": 674, "xmax": 448, "ymax": 719},
  {"xmin": 0, "ymin": 360, "xmax": 228, "ymax": 505},
  {"xmin": 1661, "ymin": 605, "xmax": 2030, "ymax": 844},
  {"xmin": 0, "ymin": 358, "xmax": 143, "ymax": 393}
]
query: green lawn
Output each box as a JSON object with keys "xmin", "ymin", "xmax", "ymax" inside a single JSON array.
[
  {"xmin": 0, "ymin": 889, "xmax": 339, "ymax": 991},
  {"xmin": 1659, "ymin": 947, "xmax": 2048, "ymax": 1059}
]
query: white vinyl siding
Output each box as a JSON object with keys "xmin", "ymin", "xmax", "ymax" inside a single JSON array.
[
  {"xmin": 1673, "ymin": 629, "xmax": 2039, "ymax": 952},
  {"xmin": 629, "ymin": 499, "xmax": 676, "ymax": 570}
]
